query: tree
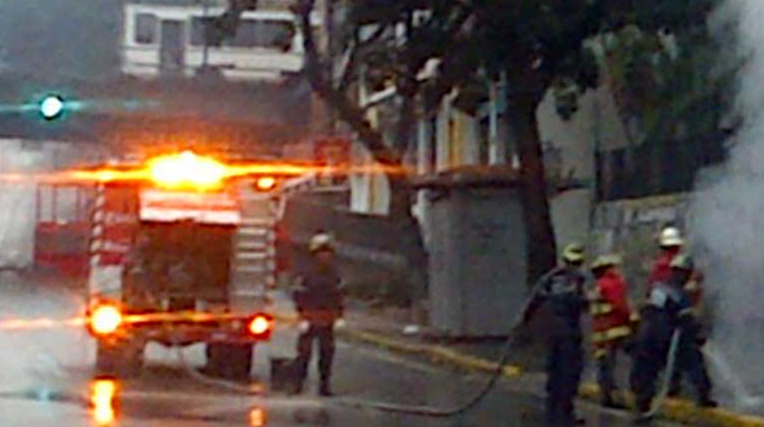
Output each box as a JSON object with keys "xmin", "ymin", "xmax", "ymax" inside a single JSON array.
[
  {"xmin": 292, "ymin": 0, "xmax": 478, "ymax": 217},
  {"xmin": 599, "ymin": 4, "xmax": 736, "ymax": 197},
  {"xmin": 286, "ymin": 0, "xmax": 721, "ymax": 284},
  {"xmin": 453, "ymin": 0, "xmax": 720, "ymax": 281}
]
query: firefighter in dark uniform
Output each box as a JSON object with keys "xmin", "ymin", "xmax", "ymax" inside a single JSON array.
[
  {"xmin": 630, "ymin": 254, "xmax": 717, "ymax": 421},
  {"xmin": 521, "ymin": 243, "xmax": 590, "ymax": 427},
  {"xmin": 292, "ymin": 233, "xmax": 344, "ymax": 396}
]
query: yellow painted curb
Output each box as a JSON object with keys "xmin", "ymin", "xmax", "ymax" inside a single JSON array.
[{"xmin": 338, "ymin": 327, "xmax": 764, "ymax": 427}]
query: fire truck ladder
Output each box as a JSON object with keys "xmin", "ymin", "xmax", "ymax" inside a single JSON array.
[{"xmin": 230, "ymin": 187, "xmax": 279, "ymax": 299}]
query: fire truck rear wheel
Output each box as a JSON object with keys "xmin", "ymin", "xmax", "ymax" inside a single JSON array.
[
  {"xmin": 205, "ymin": 343, "xmax": 253, "ymax": 380},
  {"xmin": 96, "ymin": 339, "xmax": 144, "ymax": 377}
]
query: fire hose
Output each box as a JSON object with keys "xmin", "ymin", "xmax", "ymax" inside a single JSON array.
[
  {"xmin": 169, "ymin": 285, "xmax": 541, "ymax": 417},
  {"xmin": 639, "ymin": 329, "xmax": 682, "ymax": 420},
  {"xmin": 334, "ymin": 285, "xmax": 545, "ymax": 417},
  {"xmin": 174, "ymin": 345, "xmax": 265, "ymax": 395}
]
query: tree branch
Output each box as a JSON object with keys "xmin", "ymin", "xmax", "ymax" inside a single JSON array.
[
  {"xmin": 336, "ymin": 24, "xmax": 389, "ymax": 94},
  {"xmin": 295, "ymin": 0, "xmax": 402, "ymax": 167}
]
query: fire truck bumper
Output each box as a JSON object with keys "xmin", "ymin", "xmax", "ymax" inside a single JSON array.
[{"xmin": 89, "ymin": 310, "xmax": 273, "ymax": 347}]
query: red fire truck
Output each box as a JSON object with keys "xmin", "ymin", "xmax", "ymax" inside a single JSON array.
[{"xmin": 80, "ymin": 152, "xmax": 289, "ymax": 378}]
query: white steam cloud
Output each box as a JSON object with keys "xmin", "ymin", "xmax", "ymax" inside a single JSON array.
[{"xmin": 688, "ymin": 0, "xmax": 764, "ymax": 414}]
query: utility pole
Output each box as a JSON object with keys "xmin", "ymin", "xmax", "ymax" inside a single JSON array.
[
  {"xmin": 322, "ymin": 0, "xmax": 337, "ymax": 134},
  {"xmin": 201, "ymin": 0, "xmax": 210, "ymax": 72}
]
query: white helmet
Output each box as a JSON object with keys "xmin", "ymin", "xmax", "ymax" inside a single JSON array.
[
  {"xmin": 659, "ymin": 227, "xmax": 684, "ymax": 248},
  {"xmin": 309, "ymin": 233, "xmax": 335, "ymax": 253},
  {"xmin": 591, "ymin": 254, "xmax": 622, "ymax": 270}
]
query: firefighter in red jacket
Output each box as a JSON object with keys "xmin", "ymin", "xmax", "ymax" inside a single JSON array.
[
  {"xmin": 589, "ymin": 254, "xmax": 634, "ymax": 408},
  {"xmin": 647, "ymin": 227, "xmax": 684, "ymax": 290},
  {"xmin": 646, "ymin": 226, "xmax": 705, "ymax": 395}
]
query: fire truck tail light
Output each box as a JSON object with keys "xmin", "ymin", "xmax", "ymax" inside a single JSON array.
[
  {"xmin": 90, "ymin": 305, "xmax": 123, "ymax": 335},
  {"xmin": 254, "ymin": 176, "xmax": 277, "ymax": 191},
  {"xmin": 249, "ymin": 315, "xmax": 271, "ymax": 336}
]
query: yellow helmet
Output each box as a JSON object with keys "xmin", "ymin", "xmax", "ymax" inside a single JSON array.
[
  {"xmin": 562, "ymin": 243, "xmax": 585, "ymax": 263},
  {"xmin": 309, "ymin": 233, "xmax": 335, "ymax": 253},
  {"xmin": 659, "ymin": 227, "xmax": 684, "ymax": 247},
  {"xmin": 591, "ymin": 254, "xmax": 621, "ymax": 270}
]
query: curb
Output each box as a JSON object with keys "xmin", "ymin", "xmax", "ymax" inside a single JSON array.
[{"xmin": 336, "ymin": 327, "xmax": 764, "ymax": 427}]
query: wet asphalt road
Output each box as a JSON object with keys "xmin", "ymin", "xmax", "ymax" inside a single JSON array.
[{"xmin": 0, "ymin": 275, "xmax": 681, "ymax": 427}]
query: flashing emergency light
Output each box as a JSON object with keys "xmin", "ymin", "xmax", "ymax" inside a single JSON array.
[
  {"xmin": 39, "ymin": 94, "xmax": 65, "ymax": 120},
  {"xmin": 148, "ymin": 151, "xmax": 226, "ymax": 190},
  {"xmin": 90, "ymin": 305, "xmax": 123, "ymax": 335},
  {"xmin": 249, "ymin": 315, "xmax": 271, "ymax": 336},
  {"xmin": 255, "ymin": 176, "xmax": 277, "ymax": 191}
]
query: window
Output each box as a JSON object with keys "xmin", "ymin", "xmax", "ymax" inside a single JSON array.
[
  {"xmin": 190, "ymin": 17, "xmax": 295, "ymax": 51},
  {"xmin": 134, "ymin": 13, "xmax": 158, "ymax": 44},
  {"xmin": 229, "ymin": 20, "xmax": 295, "ymax": 50},
  {"xmin": 190, "ymin": 17, "xmax": 220, "ymax": 47}
]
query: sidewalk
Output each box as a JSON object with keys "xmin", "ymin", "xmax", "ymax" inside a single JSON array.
[{"xmin": 336, "ymin": 300, "xmax": 764, "ymax": 427}]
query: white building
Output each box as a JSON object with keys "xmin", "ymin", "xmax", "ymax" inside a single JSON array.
[
  {"xmin": 350, "ymin": 76, "xmax": 630, "ymax": 249},
  {"xmin": 121, "ymin": 0, "xmax": 318, "ymax": 82}
]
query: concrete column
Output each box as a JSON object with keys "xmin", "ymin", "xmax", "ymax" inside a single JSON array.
[
  {"xmin": 488, "ymin": 80, "xmax": 507, "ymax": 165},
  {"xmin": 457, "ymin": 111, "xmax": 480, "ymax": 166},
  {"xmin": 436, "ymin": 97, "xmax": 452, "ymax": 171},
  {"xmin": 417, "ymin": 117, "xmax": 432, "ymax": 175},
  {"xmin": 349, "ymin": 141, "xmax": 372, "ymax": 213}
]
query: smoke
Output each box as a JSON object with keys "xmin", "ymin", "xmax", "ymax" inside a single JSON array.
[{"xmin": 688, "ymin": 0, "xmax": 764, "ymax": 415}]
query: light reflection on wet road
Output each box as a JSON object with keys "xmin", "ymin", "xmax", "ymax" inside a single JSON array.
[{"xmin": 0, "ymin": 276, "xmax": 675, "ymax": 427}]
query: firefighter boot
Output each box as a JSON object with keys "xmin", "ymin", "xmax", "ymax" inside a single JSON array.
[
  {"xmin": 601, "ymin": 393, "xmax": 626, "ymax": 410},
  {"xmin": 633, "ymin": 396, "xmax": 654, "ymax": 424},
  {"xmin": 319, "ymin": 376, "xmax": 333, "ymax": 397},
  {"xmin": 697, "ymin": 393, "xmax": 718, "ymax": 408}
]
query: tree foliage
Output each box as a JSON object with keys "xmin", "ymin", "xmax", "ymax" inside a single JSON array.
[{"xmin": 285, "ymin": 0, "xmax": 725, "ymax": 282}]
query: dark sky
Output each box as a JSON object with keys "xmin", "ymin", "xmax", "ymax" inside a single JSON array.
[{"xmin": 0, "ymin": 0, "xmax": 122, "ymax": 82}]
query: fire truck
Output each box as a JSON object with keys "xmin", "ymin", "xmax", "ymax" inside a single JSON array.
[{"xmin": 80, "ymin": 151, "xmax": 297, "ymax": 378}]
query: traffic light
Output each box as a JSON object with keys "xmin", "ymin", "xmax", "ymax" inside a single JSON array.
[{"xmin": 39, "ymin": 94, "xmax": 65, "ymax": 121}]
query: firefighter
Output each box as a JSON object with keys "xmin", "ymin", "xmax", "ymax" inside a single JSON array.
[
  {"xmin": 291, "ymin": 233, "xmax": 344, "ymax": 396},
  {"xmin": 647, "ymin": 227, "xmax": 684, "ymax": 290},
  {"xmin": 630, "ymin": 254, "xmax": 717, "ymax": 421},
  {"xmin": 521, "ymin": 243, "xmax": 589, "ymax": 427},
  {"xmin": 647, "ymin": 226, "xmax": 706, "ymax": 396},
  {"xmin": 589, "ymin": 254, "xmax": 633, "ymax": 409}
]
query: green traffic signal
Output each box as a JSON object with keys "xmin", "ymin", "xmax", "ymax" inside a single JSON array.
[{"xmin": 39, "ymin": 94, "xmax": 65, "ymax": 120}]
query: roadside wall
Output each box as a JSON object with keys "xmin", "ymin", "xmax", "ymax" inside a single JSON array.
[
  {"xmin": 279, "ymin": 192, "xmax": 425, "ymax": 306},
  {"xmin": 0, "ymin": 140, "xmax": 88, "ymax": 268},
  {"xmin": 591, "ymin": 193, "xmax": 688, "ymax": 287}
]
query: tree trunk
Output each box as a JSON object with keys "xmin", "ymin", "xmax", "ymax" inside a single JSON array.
[
  {"xmin": 389, "ymin": 174, "xmax": 428, "ymax": 317},
  {"xmin": 506, "ymin": 90, "xmax": 558, "ymax": 285}
]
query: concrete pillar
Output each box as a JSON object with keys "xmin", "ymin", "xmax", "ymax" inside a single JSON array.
[
  {"xmin": 417, "ymin": 117, "xmax": 433, "ymax": 175},
  {"xmin": 436, "ymin": 97, "xmax": 452, "ymax": 171},
  {"xmin": 414, "ymin": 118, "xmax": 433, "ymax": 247},
  {"xmin": 456, "ymin": 110, "xmax": 480, "ymax": 166},
  {"xmin": 488, "ymin": 80, "xmax": 507, "ymax": 165}
]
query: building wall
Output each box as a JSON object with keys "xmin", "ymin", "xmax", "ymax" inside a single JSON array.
[
  {"xmin": 591, "ymin": 193, "xmax": 687, "ymax": 284},
  {"xmin": 537, "ymin": 82, "xmax": 630, "ymax": 247},
  {"xmin": 352, "ymin": 79, "xmax": 632, "ymax": 252},
  {"xmin": 0, "ymin": 140, "xmax": 93, "ymax": 268}
]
